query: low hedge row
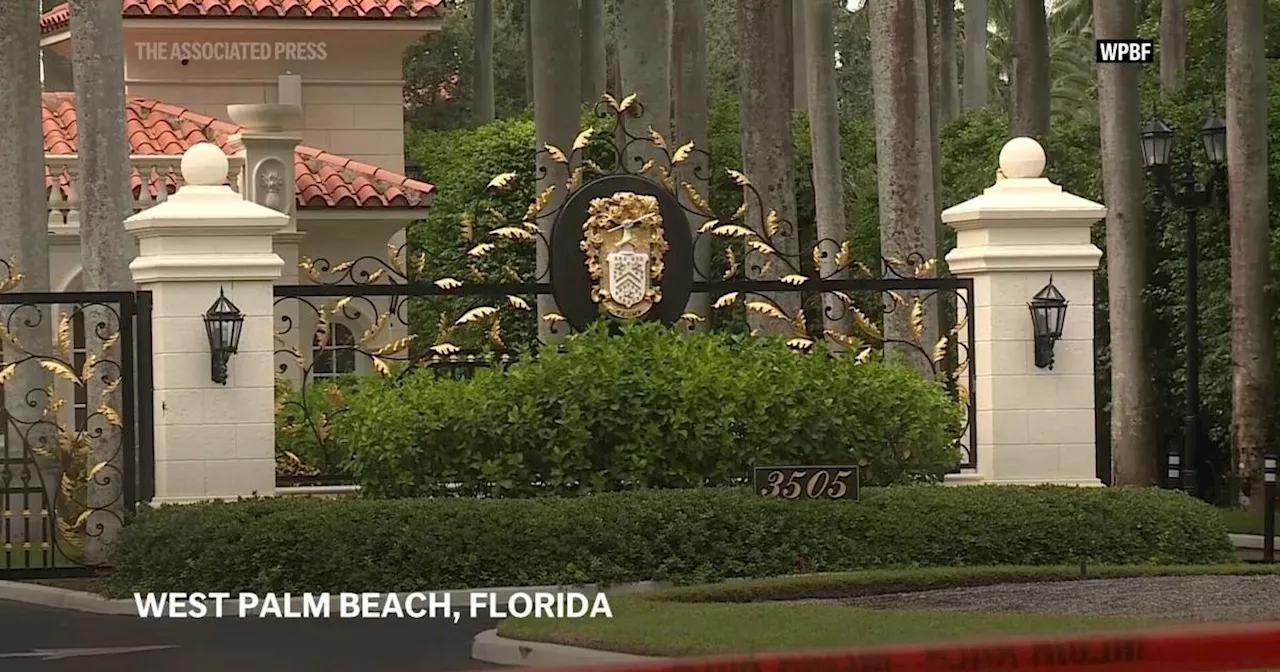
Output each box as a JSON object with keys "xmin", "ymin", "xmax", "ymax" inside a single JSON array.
[{"xmin": 105, "ymin": 485, "xmax": 1234, "ymax": 596}]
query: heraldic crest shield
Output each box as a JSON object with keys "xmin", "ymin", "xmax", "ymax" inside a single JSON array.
[{"xmin": 580, "ymin": 191, "xmax": 668, "ymax": 318}]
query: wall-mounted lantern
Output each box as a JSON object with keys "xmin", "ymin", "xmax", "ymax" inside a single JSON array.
[
  {"xmin": 204, "ymin": 287, "xmax": 244, "ymax": 385},
  {"xmin": 1029, "ymin": 277, "xmax": 1067, "ymax": 370}
]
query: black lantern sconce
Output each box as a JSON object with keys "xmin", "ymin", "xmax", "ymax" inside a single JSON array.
[
  {"xmin": 203, "ymin": 287, "xmax": 244, "ymax": 385},
  {"xmin": 1029, "ymin": 277, "xmax": 1068, "ymax": 370}
]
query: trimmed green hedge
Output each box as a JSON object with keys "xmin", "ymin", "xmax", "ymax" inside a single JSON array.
[
  {"xmin": 106, "ymin": 485, "xmax": 1234, "ymax": 597},
  {"xmin": 330, "ymin": 321, "xmax": 965, "ymax": 497}
]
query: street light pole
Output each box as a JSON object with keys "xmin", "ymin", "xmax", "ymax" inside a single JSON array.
[{"xmin": 1140, "ymin": 112, "xmax": 1227, "ymax": 497}]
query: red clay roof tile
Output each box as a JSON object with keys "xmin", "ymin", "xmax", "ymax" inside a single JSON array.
[
  {"xmin": 41, "ymin": 0, "xmax": 444, "ymax": 34},
  {"xmin": 42, "ymin": 92, "xmax": 432, "ymax": 210}
]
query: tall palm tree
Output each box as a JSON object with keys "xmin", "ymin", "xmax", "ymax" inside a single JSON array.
[
  {"xmin": 580, "ymin": 0, "xmax": 607, "ymax": 104},
  {"xmin": 1095, "ymin": 0, "xmax": 1156, "ymax": 486},
  {"xmin": 1225, "ymin": 0, "xmax": 1270, "ymax": 510},
  {"xmin": 473, "ymin": 0, "xmax": 494, "ymax": 122},
  {"xmin": 1009, "ymin": 0, "xmax": 1051, "ymax": 138},
  {"xmin": 0, "ymin": 0, "xmax": 54, "ymax": 548},
  {"xmin": 671, "ymin": 0, "xmax": 711, "ymax": 327},
  {"xmin": 68, "ymin": 0, "xmax": 134, "ymax": 564},
  {"xmin": 529, "ymin": 0, "xmax": 579, "ymax": 339},
  {"xmin": 962, "ymin": 0, "xmax": 989, "ymax": 109},
  {"xmin": 803, "ymin": 0, "xmax": 853, "ymax": 339},
  {"xmin": 987, "ymin": 0, "xmax": 1095, "ymax": 126},
  {"xmin": 868, "ymin": 0, "xmax": 939, "ymax": 368},
  {"xmin": 738, "ymin": 0, "xmax": 802, "ymax": 333},
  {"xmin": 616, "ymin": 0, "xmax": 672, "ymax": 168}
]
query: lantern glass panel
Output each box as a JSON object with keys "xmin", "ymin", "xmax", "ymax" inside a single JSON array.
[
  {"xmin": 1139, "ymin": 119, "xmax": 1174, "ymax": 167},
  {"xmin": 1200, "ymin": 112, "xmax": 1227, "ymax": 164}
]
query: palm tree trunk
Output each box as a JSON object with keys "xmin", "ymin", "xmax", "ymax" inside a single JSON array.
[
  {"xmin": 962, "ymin": 0, "xmax": 988, "ymax": 109},
  {"xmin": 803, "ymin": 0, "xmax": 853, "ymax": 341},
  {"xmin": 939, "ymin": 0, "xmax": 959, "ymax": 123},
  {"xmin": 738, "ymin": 0, "xmax": 801, "ymax": 334},
  {"xmin": 474, "ymin": 0, "xmax": 495, "ymax": 122},
  {"xmin": 616, "ymin": 0, "xmax": 672, "ymax": 168},
  {"xmin": 69, "ymin": 0, "xmax": 135, "ymax": 563},
  {"xmin": 1009, "ymin": 0, "xmax": 1050, "ymax": 139},
  {"xmin": 1095, "ymin": 0, "xmax": 1156, "ymax": 486},
  {"xmin": 1225, "ymin": 0, "xmax": 1271, "ymax": 510},
  {"xmin": 0, "ymin": 0, "xmax": 54, "ymax": 550},
  {"xmin": 1158, "ymin": 0, "xmax": 1185, "ymax": 94},
  {"xmin": 671, "ymin": 0, "xmax": 711, "ymax": 329},
  {"xmin": 580, "ymin": 0, "xmax": 607, "ymax": 104},
  {"xmin": 792, "ymin": 0, "xmax": 807, "ymax": 111},
  {"xmin": 524, "ymin": 0, "xmax": 535, "ymax": 106},
  {"xmin": 869, "ymin": 0, "xmax": 939, "ymax": 370},
  {"xmin": 530, "ymin": 0, "xmax": 580, "ymax": 341}
]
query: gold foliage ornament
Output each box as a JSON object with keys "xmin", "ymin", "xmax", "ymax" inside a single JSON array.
[{"xmin": 580, "ymin": 191, "xmax": 668, "ymax": 319}]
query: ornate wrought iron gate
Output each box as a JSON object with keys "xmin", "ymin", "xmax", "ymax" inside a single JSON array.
[
  {"xmin": 0, "ymin": 284, "xmax": 154, "ymax": 578},
  {"xmin": 271, "ymin": 96, "xmax": 977, "ymax": 488}
]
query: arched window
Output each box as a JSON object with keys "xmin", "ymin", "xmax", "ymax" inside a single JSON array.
[{"xmin": 312, "ymin": 323, "xmax": 356, "ymax": 379}]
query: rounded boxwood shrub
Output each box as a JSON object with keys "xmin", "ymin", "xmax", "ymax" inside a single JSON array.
[
  {"xmin": 329, "ymin": 321, "xmax": 965, "ymax": 497},
  {"xmin": 105, "ymin": 485, "xmax": 1235, "ymax": 596}
]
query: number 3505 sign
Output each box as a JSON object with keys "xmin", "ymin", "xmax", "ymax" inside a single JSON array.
[{"xmin": 753, "ymin": 466, "xmax": 860, "ymax": 501}]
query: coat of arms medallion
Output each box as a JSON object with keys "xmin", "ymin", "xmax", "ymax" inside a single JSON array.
[{"xmin": 579, "ymin": 191, "xmax": 669, "ymax": 319}]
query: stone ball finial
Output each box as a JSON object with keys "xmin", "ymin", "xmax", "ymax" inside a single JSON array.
[
  {"xmin": 998, "ymin": 136, "xmax": 1046, "ymax": 179},
  {"xmin": 180, "ymin": 143, "xmax": 229, "ymax": 187}
]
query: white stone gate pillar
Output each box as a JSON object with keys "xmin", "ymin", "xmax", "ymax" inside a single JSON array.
[
  {"xmin": 125, "ymin": 143, "xmax": 288, "ymax": 504},
  {"xmin": 941, "ymin": 138, "xmax": 1105, "ymax": 486}
]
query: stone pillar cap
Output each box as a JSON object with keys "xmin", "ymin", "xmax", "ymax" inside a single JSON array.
[
  {"xmin": 999, "ymin": 137, "xmax": 1046, "ymax": 179},
  {"xmin": 181, "ymin": 143, "xmax": 229, "ymax": 186}
]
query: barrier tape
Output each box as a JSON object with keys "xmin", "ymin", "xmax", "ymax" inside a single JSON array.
[{"xmin": 531, "ymin": 622, "xmax": 1280, "ymax": 672}]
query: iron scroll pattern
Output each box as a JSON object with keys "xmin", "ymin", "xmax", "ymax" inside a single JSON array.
[
  {"xmin": 0, "ymin": 259, "xmax": 149, "ymax": 576},
  {"xmin": 272, "ymin": 95, "xmax": 977, "ymax": 485}
]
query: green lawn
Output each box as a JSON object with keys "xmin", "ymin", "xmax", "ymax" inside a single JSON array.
[
  {"xmin": 498, "ymin": 595, "xmax": 1167, "ymax": 657},
  {"xmin": 1220, "ymin": 507, "xmax": 1279, "ymax": 536},
  {"xmin": 497, "ymin": 565, "xmax": 1280, "ymax": 657}
]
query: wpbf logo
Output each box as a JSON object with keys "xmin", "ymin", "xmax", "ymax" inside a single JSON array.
[{"xmin": 1095, "ymin": 39, "xmax": 1155, "ymax": 64}]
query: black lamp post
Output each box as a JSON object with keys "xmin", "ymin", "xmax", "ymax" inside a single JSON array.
[
  {"xmin": 1140, "ymin": 110, "xmax": 1227, "ymax": 495},
  {"xmin": 1029, "ymin": 277, "xmax": 1068, "ymax": 370},
  {"xmin": 203, "ymin": 287, "xmax": 244, "ymax": 385}
]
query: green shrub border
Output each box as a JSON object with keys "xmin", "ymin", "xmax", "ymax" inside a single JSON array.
[{"xmin": 106, "ymin": 485, "xmax": 1235, "ymax": 598}]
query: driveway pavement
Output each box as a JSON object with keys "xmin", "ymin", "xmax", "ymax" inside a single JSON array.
[{"xmin": 0, "ymin": 598, "xmax": 499, "ymax": 672}]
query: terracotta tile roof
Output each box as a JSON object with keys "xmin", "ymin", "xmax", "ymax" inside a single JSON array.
[
  {"xmin": 41, "ymin": 0, "xmax": 444, "ymax": 34},
  {"xmin": 42, "ymin": 93, "xmax": 432, "ymax": 209}
]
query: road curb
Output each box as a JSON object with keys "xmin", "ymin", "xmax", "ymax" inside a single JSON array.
[
  {"xmin": 0, "ymin": 580, "xmax": 670, "ymax": 616},
  {"xmin": 471, "ymin": 628, "xmax": 664, "ymax": 667}
]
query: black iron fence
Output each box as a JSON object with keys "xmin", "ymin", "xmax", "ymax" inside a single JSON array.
[
  {"xmin": 0, "ymin": 279, "xmax": 153, "ymax": 578},
  {"xmin": 272, "ymin": 95, "xmax": 976, "ymax": 490},
  {"xmin": 272, "ymin": 266, "xmax": 976, "ymax": 488}
]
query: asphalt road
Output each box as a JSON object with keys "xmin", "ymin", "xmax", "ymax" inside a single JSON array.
[{"xmin": 0, "ymin": 599, "xmax": 500, "ymax": 672}]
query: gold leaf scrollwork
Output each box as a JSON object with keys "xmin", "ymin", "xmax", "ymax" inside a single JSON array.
[
  {"xmin": 544, "ymin": 143, "xmax": 568, "ymax": 164},
  {"xmin": 910, "ymin": 298, "xmax": 925, "ymax": 339},
  {"xmin": 490, "ymin": 227, "xmax": 535, "ymax": 241},
  {"xmin": 455, "ymin": 306, "xmax": 499, "ymax": 326},
  {"xmin": 932, "ymin": 336, "xmax": 949, "ymax": 364},
  {"xmin": 713, "ymin": 292, "xmax": 738, "ymax": 309},
  {"xmin": 483, "ymin": 171, "xmax": 514, "ymax": 189},
  {"xmin": 40, "ymin": 359, "xmax": 79, "ymax": 384},
  {"xmin": 672, "ymin": 142, "xmax": 694, "ymax": 164},
  {"xmin": 745, "ymin": 301, "xmax": 785, "ymax": 320}
]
